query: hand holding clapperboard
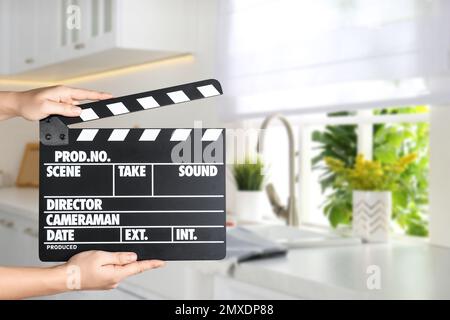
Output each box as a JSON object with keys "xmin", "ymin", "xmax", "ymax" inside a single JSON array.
[{"xmin": 39, "ymin": 79, "xmax": 225, "ymax": 261}]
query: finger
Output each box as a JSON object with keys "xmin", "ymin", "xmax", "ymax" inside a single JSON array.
[
  {"xmin": 116, "ymin": 260, "xmax": 165, "ymax": 280},
  {"xmin": 98, "ymin": 251, "xmax": 138, "ymax": 266},
  {"xmin": 64, "ymin": 87, "xmax": 113, "ymax": 101},
  {"xmin": 59, "ymin": 96, "xmax": 78, "ymax": 105},
  {"xmin": 42, "ymin": 101, "xmax": 82, "ymax": 117}
]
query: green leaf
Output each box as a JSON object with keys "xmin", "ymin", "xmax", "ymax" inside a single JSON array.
[{"xmin": 329, "ymin": 205, "xmax": 345, "ymax": 228}]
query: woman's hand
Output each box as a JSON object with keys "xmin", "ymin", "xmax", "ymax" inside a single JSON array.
[
  {"xmin": 0, "ymin": 86, "xmax": 165, "ymax": 299},
  {"xmin": 0, "ymin": 85, "xmax": 112, "ymax": 121},
  {"xmin": 0, "ymin": 251, "xmax": 165, "ymax": 299},
  {"xmin": 61, "ymin": 251, "xmax": 165, "ymax": 291}
]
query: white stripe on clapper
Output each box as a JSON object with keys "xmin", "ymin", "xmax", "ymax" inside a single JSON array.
[
  {"xmin": 77, "ymin": 129, "xmax": 99, "ymax": 141},
  {"xmin": 108, "ymin": 129, "xmax": 130, "ymax": 141},
  {"xmin": 197, "ymin": 84, "xmax": 220, "ymax": 98},
  {"xmin": 80, "ymin": 108, "xmax": 99, "ymax": 121},
  {"xmin": 201, "ymin": 129, "xmax": 222, "ymax": 141},
  {"xmin": 107, "ymin": 102, "xmax": 129, "ymax": 115},
  {"xmin": 170, "ymin": 129, "xmax": 192, "ymax": 141},
  {"xmin": 139, "ymin": 129, "xmax": 161, "ymax": 141},
  {"xmin": 137, "ymin": 96, "xmax": 160, "ymax": 109},
  {"xmin": 167, "ymin": 90, "xmax": 190, "ymax": 103}
]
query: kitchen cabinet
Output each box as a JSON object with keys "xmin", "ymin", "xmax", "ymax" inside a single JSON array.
[
  {"xmin": 0, "ymin": 0, "xmax": 10, "ymax": 74},
  {"xmin": 1, "ymin": 0, "xmax": 199, "ymax": 81},
  {"xmin": 53, "ymin": 0, "xmax": 116, "ymax": 68},
  {"xmin": 0, "ymin": 209, "xmax": 42, "ymax": 267},
  {"xmin": 9, "ymin": 0, "xmax": 40, "ymax": 74},
  {"xmin": 7, "ymin": 0, "xmax": 61, "ymax": 74}
]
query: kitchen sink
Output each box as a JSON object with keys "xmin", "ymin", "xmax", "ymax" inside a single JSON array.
[{"xmin": 241, "ymin": 225, "xmax": 362, "ymax": 249}]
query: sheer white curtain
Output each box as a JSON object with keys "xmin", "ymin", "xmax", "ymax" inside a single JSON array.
[{"xmin": 218, "ymin": 0, "xmax": 450, "ymax": 120}]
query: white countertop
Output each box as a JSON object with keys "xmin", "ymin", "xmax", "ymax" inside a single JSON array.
[
  {"xmin": 232, "ymin": 239, "xmax": 450, "ymax": 299},
  {"xmin": 1, "ymin": 187, "xmax": 449, "ymax": 299}
]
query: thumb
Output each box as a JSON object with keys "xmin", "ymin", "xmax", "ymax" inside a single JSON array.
[{"xmin": 42, "ymin": 100, "xmax": 82, "ymax": 117}]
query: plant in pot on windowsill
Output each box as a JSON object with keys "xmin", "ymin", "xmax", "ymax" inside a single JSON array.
[
  {"xmin": 232, "ymin": 157, "xmax": 266, "ymax": 223},
  {"xmin": 325, "ymin": 153, "xmax": 417, "ymax": 242}
]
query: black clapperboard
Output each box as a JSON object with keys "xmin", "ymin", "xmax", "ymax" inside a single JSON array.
[{"xmin": 39, "ymin": 79, "xmax": 225, "ymax": 261}]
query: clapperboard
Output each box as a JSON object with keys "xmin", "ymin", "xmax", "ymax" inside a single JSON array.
[{"xmin": 39, "ymin": 79, "xmax": 225, "ymax": 261}]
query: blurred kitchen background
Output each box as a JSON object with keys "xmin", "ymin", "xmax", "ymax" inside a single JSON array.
[{"xmin": 2, "ymin": 0, "xmax": 450, "ymax": 299}]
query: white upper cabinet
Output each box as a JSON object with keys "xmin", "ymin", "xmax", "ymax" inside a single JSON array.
[
  {"xmin": 0, "ymin": 0, "xmax": 9, "ymax": 74},
  {"xmin": 54, "ymin": 0, "xmax": 116, "ymax": 63},
  {"xmin": 1, "ymin": 0, "xmax": 198, "ymax": 80},
  {"xmin": 9, "ymin": 0, "xmax": 38, "ymax": 74},
  {"xmin": 9, "ymin": 0, "xmax": 58, "ymax": 74}
]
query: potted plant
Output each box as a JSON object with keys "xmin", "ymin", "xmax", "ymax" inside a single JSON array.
[
  {"xmin": 325, "ymin": 153, "xmax": 416, "ymax": 242},
  {"xmin": 232, "ymin": 156, "xmax": 266, "ymax": 222}
]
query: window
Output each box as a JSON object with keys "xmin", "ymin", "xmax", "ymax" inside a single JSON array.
[
  {"xmin": 298, "ymin": 107, "xmax": 429, "ymax": 236},
  {"xmin": 218, "ymin": 0, "xmax": 442, "ymax": 120},
  {"xmin": 246, "ymin": 106, "xmax": 429, "ymax": 236}
]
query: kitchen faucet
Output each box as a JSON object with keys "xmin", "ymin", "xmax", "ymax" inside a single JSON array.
[{"xmin": 257, "ymin": 114, "xmax": 299, "ymax": 227}]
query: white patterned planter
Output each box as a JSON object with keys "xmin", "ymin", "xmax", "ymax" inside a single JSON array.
[
  {"xmin": 352, "ymin": 190, "xmax": 391, "ymax": 242},
  {"xmin": 234, "ymin": 191, "xmax": 265, "ymax": 222}
]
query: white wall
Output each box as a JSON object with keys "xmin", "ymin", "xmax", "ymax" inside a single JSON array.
[
  {"xmin": 0, "ymin": 0, "xmax": 222, "ymax": 185},
  {"xmin": 429, "ymin": 105, "xmax": 450, "ymax": 247}
]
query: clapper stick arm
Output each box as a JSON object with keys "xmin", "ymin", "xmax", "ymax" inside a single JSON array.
[{"xmin": 39, "ymin": 79, "xmax": 222, "ymax": 146}]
